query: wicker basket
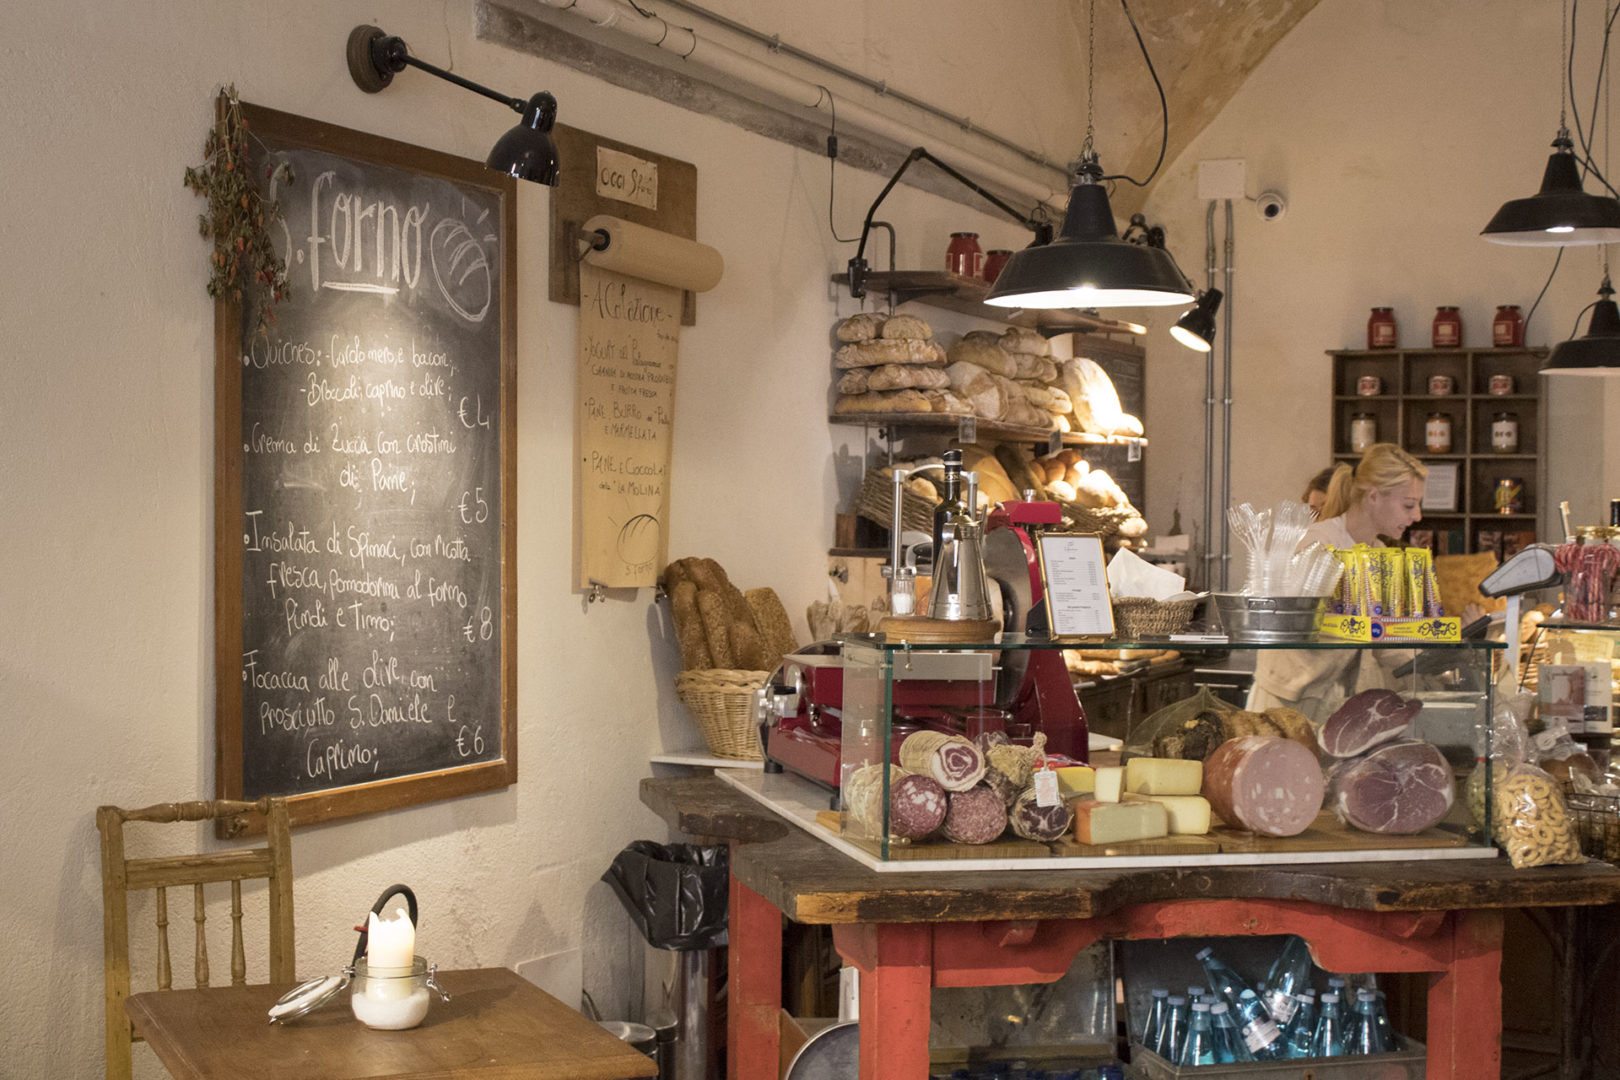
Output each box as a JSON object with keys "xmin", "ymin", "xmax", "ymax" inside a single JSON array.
[
  {"xmin": 856, "ymin": 469, "xmax": 937, "ymax": 535},
  {"xmin": 1063, "ymin": 504, "xmax": 1140, "ymax": 540},
  {"xmin": 676, "ymin": 668, "xmax": 769, "ymax": 760},
  {"xmin": 1112, "ymin": 596, "xmax": 1198, "ymax": 638}
]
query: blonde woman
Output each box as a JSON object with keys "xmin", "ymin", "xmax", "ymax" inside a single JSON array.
[{"xmin": 1249, "ymin": 444, "xmax": 1428, "ymax": 714}]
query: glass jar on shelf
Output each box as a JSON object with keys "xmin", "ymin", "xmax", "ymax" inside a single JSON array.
[
  {"xmin": 1432, "ymin": 306, "xmax": 1462, "ymax": 348},
  {"xmin": 1491, "ymin": 412, "xmax": 1520, "ymax": 453},
  {"xmin": 1367, "ymin": 307, "xmax": 1397, "ymax": 349},
  {"xmin": 1493, "ymin": 305, "xmax": 1525, "ymax": 347},
  {"xmin": 1350, "ymin": 413, "xmax": 1378, "ymax": 453},
  {"xmin": 945, "ymin": 232, "xmax": 983, "ymax": 278},
  {"xmin": 1425, "ymin": 412, "xmax": 1453, "ymax": 453}
]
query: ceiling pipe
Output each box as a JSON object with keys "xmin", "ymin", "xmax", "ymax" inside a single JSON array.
[{"xmin": 530, "ymin": 0, "xmax": 1068, "ymax": 211}]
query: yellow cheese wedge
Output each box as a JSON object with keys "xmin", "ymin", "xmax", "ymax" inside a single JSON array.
[
  {"xmin": 1125, "ymin": 793, "xmax": 1213, "ymax": 835},
  {"xmin": 1056, "ymin": 765, "xmax": 1096, "ymax": 798},
  {"xmin": 1094, "ymin": 766, "xmax": 1125, "ymax": 803},
  {"xmin": 1073, "ymin": 799, "xmax": 1170, "ymax": 845},
  {"xmin": 1124, "ymin": 757, "xmax": 1204, "ymax": 796}
]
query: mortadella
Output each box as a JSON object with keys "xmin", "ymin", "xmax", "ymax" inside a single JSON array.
[{"xmin": 1202, "ymin": 736, "xmax": 1325, "ymax": 837}]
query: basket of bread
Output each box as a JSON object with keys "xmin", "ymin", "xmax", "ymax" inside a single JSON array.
[{"xmin": 665, "ymin": 557, "xmax": 800, "ymax": 760}]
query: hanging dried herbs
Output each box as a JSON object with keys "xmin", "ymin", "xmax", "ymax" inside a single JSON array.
[{"xmin": 182, "ymin": 86, "xmax": 292, "ymax": 338}]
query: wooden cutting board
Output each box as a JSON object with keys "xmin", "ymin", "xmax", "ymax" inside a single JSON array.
[
  {"xmin": 1049, "ymin": 833, "xmax": 1220, "ymax": 858},
  {"xmin": 1211, "ymin": 812, "xmax": 1473, "ymax": 853},
  {"xmin": 814, "ymin": 810, "xmax": 1052, "ymax": 860}
]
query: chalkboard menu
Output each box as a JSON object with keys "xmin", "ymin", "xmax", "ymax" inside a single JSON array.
[{"xmin": 214, "ymin": 103, "xmax": 516, "ymax": 828}]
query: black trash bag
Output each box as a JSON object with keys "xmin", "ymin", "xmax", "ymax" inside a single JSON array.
[{"xmin": 603, "ymin": 841, "xmax": 729, "ymax": 950}]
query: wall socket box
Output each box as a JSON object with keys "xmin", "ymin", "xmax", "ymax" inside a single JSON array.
[{"xmin": 1198, "ymin": 159, "xmax": 1247, "ymax": 201}]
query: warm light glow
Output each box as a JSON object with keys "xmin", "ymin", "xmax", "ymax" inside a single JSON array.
[
  {"xmin": 1547, "ymin": 225, "xmax": 1576, "ymax": 233},
  {"xmin": 984, "ymin": 286, "xmax": 1194, "ymax": 309},
  {"xmin": 1169, "ymin": 323, "xmax": 1214, "ymax": 352}
]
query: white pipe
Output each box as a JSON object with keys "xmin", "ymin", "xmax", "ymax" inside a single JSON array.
[
  {"xmin": 535, "ymin": 0, "xmax": 1067, "ymax": 208},
  {"xmin": 1220, "ymin": 199, "xmax": 1234, "ymax": 591}
]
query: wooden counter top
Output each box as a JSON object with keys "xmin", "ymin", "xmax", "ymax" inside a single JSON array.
[{"xmin": 642, "ymin": 776, "xmax": 1620, "ymax": 924}]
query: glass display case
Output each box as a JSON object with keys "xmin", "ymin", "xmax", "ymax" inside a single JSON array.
[{"xmin": 835, "ymin": 635, "xmax": 1504, "ymax": 866}]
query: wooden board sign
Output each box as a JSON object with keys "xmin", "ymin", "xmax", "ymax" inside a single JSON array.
[{"xmin": 214, "ymin": 101, "xmax": 517, "ymax": 829}]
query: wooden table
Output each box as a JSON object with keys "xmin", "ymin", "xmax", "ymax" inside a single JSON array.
[
  {"xmin": 125, "ymin": 966, "xmax": 659, "ymax": 1080},
  {"xmin": 644, "ymin": 775, "xmax": 1620, "ymax": 1080}
]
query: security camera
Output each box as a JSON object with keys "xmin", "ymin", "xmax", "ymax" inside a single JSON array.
[{"xmin": 1256, "ymin": 190, "xmax": 1287, "ymax": 222}]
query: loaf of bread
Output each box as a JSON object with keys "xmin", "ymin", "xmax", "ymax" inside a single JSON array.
[
  {"xmin": 1058, "ymin": 357, "xmax": 1127, "ymax": 435},
  {"xmin": 834, "ymin": 389, "xmax": 934, "ymax": 414},
  {"xmin": 835, "ymin": 339, "xmax": 944, "ymax": 369},
  {"xmin": 836, "ymin": 370, "xmax": 869, "ymax": 394},
  {"xmin": 879, "ymin": 314, "xmax": 933, "ymax": 340},
  {"xmin": 1003, "ymin": 397, "xmax": 1054, "ymax": 429},
  {"xmin": 1052, "ymin": 412, "xmax": 1072, "ymax": 433},
  {"xmin": 1011, "ymin": 353, "xmax": 1058, "ymax": 381},
  {"xmin": 666, "ymin": 557, "xmax": 774, "ymax": 671},
  {"xmin": 944, "ymin": 361, "xmax": 1012, "ymax": 420},
  {"xmin": 836, "ymin": 312, "xmax": 886, "ymax": 342},
  {"xmin": 961, "ymin": 447, "xmax": 1021, "ymax": 505},
  {"xmin": 1018, "ymin": 381, "xmax": 1056, "ymax": 409},
  {"xmin": 868, "ymin": 364, "xmax": 950, "ymax": 391},
  {"xmin": 1000, "ymin": 326, "xmax": 1051, "ymax": 356},
  {"xmin": 745, "ymin": 588, "xmax": 799, "ymax": 664},
  {"xmin": 1045, "ymin": 386, "xmax": 1074, "ymax": 414},
  {"xmin": 946, "ymin": 337, "xmax": 1017, "ymax": 377},
  {"xmin": 668, "ymin": 579, "xmax": 714, "ymax": 669},
  {"xmin": 921, "ymin": 388, "xmax": 973, "ymax": 415}
]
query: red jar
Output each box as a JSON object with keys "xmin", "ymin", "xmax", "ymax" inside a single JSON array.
[
  {"xmin": 1368, "ymin": 307, "xmax": 1397, "ymax": 349},
  {"xmin": 946, "ymin": 232, "xmax": 983, "ymax": 278},
  {"xmin": 1493, "ymin": 304, "xmax": 1525, "ymax": 347},
  {"xmin": 1432, "ymin": 306, "xmax": 1462, "ymax": 348},
  {"xmin": 982, "ymin": 249, "xmax": 1012, "ymax": 284}
]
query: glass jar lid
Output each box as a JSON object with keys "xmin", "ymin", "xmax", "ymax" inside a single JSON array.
[{"xmin": 268, "ymin": 971, "xmax": 352, "ymax": 1024}]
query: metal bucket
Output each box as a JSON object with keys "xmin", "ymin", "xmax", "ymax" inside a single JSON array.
[
  {"xmin": 598, "ymin": 1020, "xmax": 659, "ymax": 1059},
  {"xmin": 1212, "ymin": 594, "xmax": 1328, "ymax": 642}
]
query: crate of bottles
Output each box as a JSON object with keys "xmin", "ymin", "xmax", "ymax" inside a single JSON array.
[{"xmin": 1122, "ymin": 937, "xmax": 1424, "ymax": 1077}]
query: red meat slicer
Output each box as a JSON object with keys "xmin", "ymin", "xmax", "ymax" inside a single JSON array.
[{"xmin": 759, "ymin": 498, "xmax": 1088, "ymax": 791}]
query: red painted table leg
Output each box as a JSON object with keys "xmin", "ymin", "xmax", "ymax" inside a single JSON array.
[
  {"xmin": 834, "ymin": 924, "xmax": 934, "ymax": 1080},
  {"xmin": 1425, "ymin": 909, "xmax": 1504, "ymax": 1080},
  {"xmin": 728, "ymin": 871, "xmax": 782, "ymax": 1080}
]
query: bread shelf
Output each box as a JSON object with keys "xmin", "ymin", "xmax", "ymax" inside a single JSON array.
[
  {"xmin": 829, "ymin": 412, "xmax": 1147, "ymax": 448},
  {"xmin": 834, "ymin": 270, "xmax": 1143, "ymax": 337}
]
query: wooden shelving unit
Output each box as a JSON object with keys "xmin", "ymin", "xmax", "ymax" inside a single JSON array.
[
  {"xmin": 826, "ymin": 411, "xmax": 1147, "ymax": 450},
  {"xmin": 1328, "ymin": 347, "xmax": 1547, "ymax": 555},
  {"xmin": 833, "ymin": 270, "xmax": 1144, "ymax": 338}
]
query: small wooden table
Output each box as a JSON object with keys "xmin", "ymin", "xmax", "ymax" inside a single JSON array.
[{"xmin": 125, "ymin": 966, "xmax": 659, "ymax": 1080}]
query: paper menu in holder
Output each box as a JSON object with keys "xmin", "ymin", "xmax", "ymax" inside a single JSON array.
[{"xmin": 1037, "ymin": 533, "xmax": 1115, "ymax": 638}]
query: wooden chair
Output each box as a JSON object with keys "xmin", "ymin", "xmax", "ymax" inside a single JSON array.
[{"xmin": 97, "ymin": 798, "xmax": 295, "ymax": 1080}]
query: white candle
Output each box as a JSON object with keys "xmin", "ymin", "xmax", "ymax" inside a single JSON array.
[{"xmin": 366, "ymin": 908, "xmax": 415, "ymax": 970}]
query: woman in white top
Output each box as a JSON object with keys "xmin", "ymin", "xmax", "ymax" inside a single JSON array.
[{"xmin": 1249, "ymin": 444, "xmax": 1427, "ymax": 713}]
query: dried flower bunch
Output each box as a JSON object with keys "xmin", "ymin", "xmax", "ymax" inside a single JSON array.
[{"xmin": 182, "ymin": 86, "xmax": 292, "ymax": 337}]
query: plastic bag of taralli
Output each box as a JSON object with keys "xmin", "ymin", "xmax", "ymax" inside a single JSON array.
[
  {"xmin": 1123, "ymin": 686, "xmax": 1237, "ymax": 762},
  {"xmin": 1496, "ymin": 762, "xmax": 1584, "ymax": 868},
  {"xmin": 1465, "ymin": 682, "xmax": 1533, "ymax": 832}
]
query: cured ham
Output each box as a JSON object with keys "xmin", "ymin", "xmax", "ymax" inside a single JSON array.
[
  {"xmin": 1318, "ymin": 690, "xmax": 1421, "ymax": 758},
  {"xmin": 1333, "ymin": 740, "xmax": 1454, "ymax": 835}
]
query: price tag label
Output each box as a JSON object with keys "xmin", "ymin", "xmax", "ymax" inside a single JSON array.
[
  {"xmin": 958, "ymin": 416, "xmax": 977, "ymax": 444},
  {"xmin": 1047, "ymin": 430, "xmax": 1063, "ymax": 456},
  {"xmin": 1128, "ymin": 440, "xmax": 1143, "ymax": 462},
  {"xmin": 1033, "ymin": 766, "xmax": 1059, "ymax": 808}
]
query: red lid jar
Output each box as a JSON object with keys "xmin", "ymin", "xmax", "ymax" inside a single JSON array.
[
  {"xmin": 1368, "ymin": 307, "xmax": 1397, "ymax": 349},
  {"xmin": 946, "ymin": 232, "xmax": 983, "ymax": 278},
  {"xmin": 982, "ymin": 249, "xmax": 1012, "ymax": 284},
  {"xmin": 1432, "ymin": 306, "xmax": 1462, "ymax": 348},
  {"xmin": 1493, "ymin": 304, "xmax": 1525, "ymax": 347}
]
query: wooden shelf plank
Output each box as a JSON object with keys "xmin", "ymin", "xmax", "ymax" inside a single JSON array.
[
  {"xmin": 838, "ymin": 270, "xmax": 1145, "ymax": 338},
  {"xmin": 828, "ymin": 413, "xmax": 1147, "ymax": 448}
]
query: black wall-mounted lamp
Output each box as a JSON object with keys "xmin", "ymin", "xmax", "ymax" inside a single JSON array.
[
  {"xmin": 1170, "ymin": 288, "xmax": 1224, "ymax": 352},
  {"xmin": 346, "ymin": 24, "xmax": 561, "ymax": 186},
  {"xmin": 846, "ymin": 147, "xmax": 1053, "ymax": 299}
]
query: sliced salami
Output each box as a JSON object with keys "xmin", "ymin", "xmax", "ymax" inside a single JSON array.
[
  {"xmin": 941, "ymin": 786, "xmax": 1008, "ymax": 844},
  {"xmin": 1333, "ymin": 740, "xmax": 1454, "ymax": 835},
  {"xmin": 1009, "ymin": 787, "xmax": 1074, "ymax": 841},
  {"xmin": 1203, "ymin": 736, "xmax": 1325, "ymax": 837},
  {"xmin": 899, "ymin": 730, "xmax": 986, "ymax": 792},
  {"xmin": 1318, "ymin": 689, "xmax": 1421, "ymax": 758}
]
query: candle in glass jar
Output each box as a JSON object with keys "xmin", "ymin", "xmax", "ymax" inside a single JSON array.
[{"xmin": 367, "ymin": 908, "xmax": 415, "ymax": 969}]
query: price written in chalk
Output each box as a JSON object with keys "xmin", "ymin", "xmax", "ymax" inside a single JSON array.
[{"xmin": 595, "ymin": 146, "xmax": 658, "ymax": 210}]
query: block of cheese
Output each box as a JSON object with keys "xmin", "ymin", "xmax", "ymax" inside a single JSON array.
[
  {"xmin": 1056, "ymin": 765, "xmax": 1096, "ymax": 799},
  {"xmin": 1125, "ymin": 793, "xmax": 1213, "ymax": 835},
  {"xmin": 1125, "ymin": 757, "xmax": 1204, "ymax": 796},
  {"xmin": 1094, "ymin": 766, "xmax": 1125, "ymax": 803},
  {"xmin": 1073, "ymin": 799, "xmax": 1170, "ymax": 845}
]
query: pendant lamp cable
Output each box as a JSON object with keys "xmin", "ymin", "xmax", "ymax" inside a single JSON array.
[
  {"xmin": 1081, "ymin": 0, "xmax": 1096, "ymax": 162},
  {"xmin": 1567, "ymin": 0, "xmax": 1620, "ymax": 196},
  {"xmin": 1099, "ymin": 0, "xmax": 1169, "ymax": 188}
]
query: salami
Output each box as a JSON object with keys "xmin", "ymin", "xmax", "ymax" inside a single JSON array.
[
  {"xmin": 1333, "ymin": 740, "xmax": 1454, "ymax": 835},
  {"xmin": 899, "ymin": 730, "xmax": 986, "ymax": 792},
  {"xmin": 844, "ymin": 764, "xmax": 948, "ymax": 840},
  {"xmin": 984, "ymin": 733, "xmax": 1048, "ymax": 807},
  {"xmin": 1318, "ymin": 689, "xmax": 1421, "ymax": 758},
  {"xmin": 1203, "ymin": 736, "xmax": 1325, "ymax": 837},
  {"xmin": 941, "ymin": 786, "xmax": 1008, "ymax": 844},
  {"xmin": 1009, "ymin": 787, "xmax": 1074, "ymax": 841}
]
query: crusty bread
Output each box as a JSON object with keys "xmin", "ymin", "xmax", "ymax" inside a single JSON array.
[
  {"xmin": 878, "ymin": 314, "xmax": 933, "ymax": 340},
  {"xmin": 867, "ymin": 364, "xmax": 950, "ymax": 391},
  {"xmin": 835, "ymin": 339, "xmax": 942, "ymax": 369},
  {"xmin": 1000, "ymin": 326, "xmax": 1051, "ymax": 356},
  {"xmin": 833, "ymin": 389, "xmax": 934, "ymax": 414},
  {"xmin": 946, "ymin": 337, "xmax": 1017, "ymax": 377},
  {"xmin": 921, "ymin": 388, "xmax": 973, "ymax": 415},
  {"xmin": 836, "ymin": 312, "xmax": 885, "ymax": 342},
  {"xmin": 836, "ymin": 370, "xmax": 869, "ymax": 394},
  {"xmin": 944, "ymin": 361, "xmax": 1012, "ymax": 420}
]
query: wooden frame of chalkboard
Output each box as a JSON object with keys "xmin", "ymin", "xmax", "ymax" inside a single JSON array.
[{"xmin": 213, "ymin": 100, "xmax": 517, "ymax": 832}]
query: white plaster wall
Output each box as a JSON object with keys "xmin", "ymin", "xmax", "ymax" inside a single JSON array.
[
  {"xmin": 1140, "ymin": 0, "xmax": 1619, "ymax": 561},
  {"xmin": 0, "ymin": 2, "xmax": 1037, "ymax": 1076}
]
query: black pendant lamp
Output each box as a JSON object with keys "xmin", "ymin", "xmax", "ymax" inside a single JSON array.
[
  {"xmin": 985, "ymin": 156, "xmax": 1194, "ymax": 309},
  {"xmin": 1545, "ymin": 276, "xmax": 1620, "ymax": 374},
  {"xmin": 347, "ymin": 25, "xmax": 560, "ymax": 186},
  {"xmin": 1482, "ymin": 130, "xmax": 1620, "ymax": 245},
  {"xmin": 1170, "ymin": 288, "xmax": 1224, "ymax": 352}
]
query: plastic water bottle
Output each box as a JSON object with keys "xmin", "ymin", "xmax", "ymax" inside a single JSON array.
[
  {"xmin": 1179, "ymin": 1002, "xmax": 1218, "ymax": 1066},
  {"xmin": 1187, "ymin": 985, "xmax": 1208, "ymax": 1006},
  {"xmin": 1311, "ymin": 991, "xmax": 1347, "ymax": 1058},
  {"xmin": 1195, "ymin": 946, "xmax": 1265, "ymax": 1016},
  {"xmin": 1263, "ymin": 937, "xmax": 1314, "ymax": 1026},
  {"xmin": 1208, "ymin": 1002, "xmax": 1254, "ymax": 1064},
  {"xmin": 1373, "ymin": 990, "xmax": 1395, "ymax": 1050},
  {"xmin": 1282, "ymin": 989, "xmax": 1318, "ymax": 1059},
  {"xmin": 1235, "ymin": 989, "xmax": 1284, "ymax": 1059},
  {"xmin": 1348, "ymin": 989, "xmax": 1388, "ymax": 1055},
  {"xmin": 1157, "ymin": 996, "xmax": 1189, "ymax": 1061},
  {"xmin": 1142, "ymin": 988, "xmax": 1169, "ymax": 1051}
]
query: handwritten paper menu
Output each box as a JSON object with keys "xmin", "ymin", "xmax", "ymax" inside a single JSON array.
[
  {"xmin": 1038, "ymin": 533, "xmax": 1116, "ymax": 638},
  {"xmin": 217, "ymin": 105, "xmax": 515, "ymax": 820},
  {"xmin": 576, "ymin": 261, "xmax": 680, "ymax": 588}
]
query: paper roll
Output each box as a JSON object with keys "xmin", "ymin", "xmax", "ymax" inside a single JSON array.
[{"xmin": 581, "ymin": 214, "xmax": 724, "ymax": 293}]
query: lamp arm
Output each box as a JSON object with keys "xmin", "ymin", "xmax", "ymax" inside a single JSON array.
[
  {"xmin": 374, "ymin": 34, "xmax": 527, "ymax": 113},
  {"xmin": 847, "ymin": 147, "xmax": 1050, "ymax": 298}
]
